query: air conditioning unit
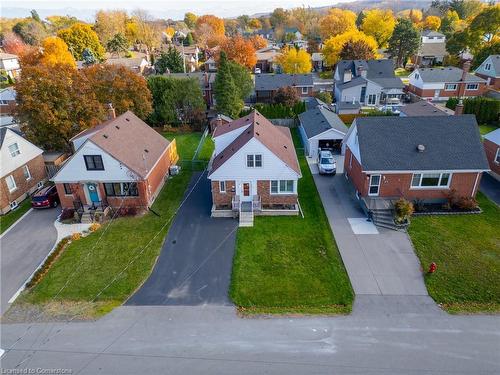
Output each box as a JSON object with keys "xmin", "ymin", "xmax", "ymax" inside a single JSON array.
[{"xmin": 169, "ymin": 165, "xmax": 180, "ymax": 176}]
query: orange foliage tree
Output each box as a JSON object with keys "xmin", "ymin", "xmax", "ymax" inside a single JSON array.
[
  {"xmin": 249, "ymin": 35, "xmax": 268, "ymax": 49},
  {"xmin": 2, "ymin": 32, "xmax": 27, "ymax": 55},
  {"xmin": 221, "ymin": 35, "xmax": 257, "ymax": 70},
  {"xmin": 195, "ymin": 15, "xmax": 225, "ymax": 47},
  {"xmin": 319, "ymin": 8, "xmax": 357, "ymax": 39}
]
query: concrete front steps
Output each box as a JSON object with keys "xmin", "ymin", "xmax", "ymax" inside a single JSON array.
[
  {"xmin": 239, "ymin": 211, "xmax": 254, "ymax": 227},
  {"xmin": 371, "ymin": 209, "xmax": 399, "ymax": 231}
]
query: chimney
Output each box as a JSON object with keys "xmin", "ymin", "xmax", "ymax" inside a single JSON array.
[
  {"xmin": 107, "ymin": 103, "xmax": 116, "ymax": 120},
  {"xmin": 455, "ymin": 99, "xmax": 464, "ymax": 115},
  {"xmin": 357, "ymin": 66, "xmax": 367, "ymax": 78}
]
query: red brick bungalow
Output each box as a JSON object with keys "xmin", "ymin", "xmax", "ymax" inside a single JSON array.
[
  {"xmin": 52, "ymin": 109, "xmax": 179, "ymax": 214},
  {"xmin": 343, "ymin": 115, "xmax": 489, "ymax": 211},
  {"xmin": 483, "ymin": 128, "xmax": 500, "ymax": 179}
]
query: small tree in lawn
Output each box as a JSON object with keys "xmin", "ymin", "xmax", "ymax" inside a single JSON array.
[
  {"xmin": 213, "ymin": 52, "xmax": 243, "ymax": 118},
  {"xmin": 155, "ymin": 46, "xmax": 184, "ymax": 74},
  {"xmin": 273, "ymin": 86, "xmax": 300, "ymax": 107},
  {"xmin": 106, "ymin": 33, "xmax": 129, "ymax": 57},
  {"xmin": 387, "ymin": 18, "xmax": 420, "ymax": 68},
  {"xmin": 339, "ymin": 39, "xmax": 376, "ymax": 61}
]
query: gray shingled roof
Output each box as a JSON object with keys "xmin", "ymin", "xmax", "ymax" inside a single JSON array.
[
  {"xmin": 422, "ymin": 30, "xmax": 445, "ymax": 38},
  {"xmin": 299, "ymin": 105, "xmax": 348, "ymax": 139},
  {"xmin": 355, "ymin": 115, "xmax": 489, "ymax": 172},
  {"xmin": 337, "ymin": 101, "xmax": 361, "ymax": 110},
  {"xmin": 336, "ymin": 59, "xmax": 403, "ymax": 89},
  {"xmin": 417, "ymin": 42, "xmax": 447, "ymax": 58},
  {"xmin": 488, "ymin": 55, "xmax": 500, "ymax": 74},
  {"xmin": 399, "ymin": 101, "xmax": 450, "ymax": 117},
  {"xmin": 416, "ymin": 67, "xmax": 486, "ymax": 83},
  {"xmin": 255, "ymin": 74, "xmax": 313, "ymax": 91}
]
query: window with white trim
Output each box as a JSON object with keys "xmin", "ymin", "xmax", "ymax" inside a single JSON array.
[
  {"xmin": 6, "ymin": 175, "xmax": 16, "ymax": 192},
  {"xmin": 103, "ymin": 182, "xmax": 138, "ymax": 197},
  {"xmin": 8, "ymin": 143, "xmax": 20, "ymax": 157},
  {"xmin": 414, "ymin": 73, "xmax": 419, "ymax": 80},
  {"xmin": 270, "ymin": 180, "xmax": 294, "ymax": 194},
  {"xmin": 219, "ymin": 181, "xmax": 226, "ymax": 193},
  {"xmin": 246, "ymin": 154, "xmax": 262, "ymax": 168},
  {"xmin": 445, "ymin": 83, "xmax": 457, "ymax": 91},
  {"xmin": 466, "ymin": 83, "xmax": 479, "ymax": 90},
  {"xmin": 10, "ymin": 201, "xmax": 18, "ymax": 209},
  {"xmin": 63, "ymin": 183, "xmax": 72, "ymax": 195},
  {"xmin": 301, "ymin": 87, "xmax": 308, "ymax": 94},
  {"xmin": 367, "ymin": 94, "xmax": 376, "ymax": 105},
  {"xmin": 411, "ymin": 173, "xmax": 451, "ymax": 188},
  {"xmin": 23, "ymin": 165, "xmax": 31, "ymax": 180},
  {"xmin": 485, "ymin": 63, "xmax": 491, "ymax": 71},
  {"xmin": 495, "ymin": 148, "xmax": 500, "ymax": 164}
]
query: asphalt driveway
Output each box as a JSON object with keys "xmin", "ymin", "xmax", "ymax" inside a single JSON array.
[
  {"xmin": 0, "ymin": 207, "xmax": 59, "ymax": 314},
  {"xmin": 480, "ymin": 173, "xmax": 500, "ymax": 205},
  {"xmin": 126, "ymin": 172, "xmax": 238, "ymax": 306}
]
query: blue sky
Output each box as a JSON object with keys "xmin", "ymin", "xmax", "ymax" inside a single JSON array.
[{"xmin": 2, "ymin": 0, "xmax": 352, "ymax": 19}]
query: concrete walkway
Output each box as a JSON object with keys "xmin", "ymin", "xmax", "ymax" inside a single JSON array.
[{"xmin": 309, "ymin": 159, "xmax": 429, "ymax": 297}]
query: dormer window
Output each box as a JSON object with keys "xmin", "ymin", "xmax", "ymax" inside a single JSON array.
[
  {"xmin": 8, "ymin": 143, "xmax": 20, "ymax": 157},
  {"xmin": 485, "ymin": 63, "xmax": 491, "ymax": 71},
  {"xmin": 414, "ymin": 73, "xmax": 420, "ymax": 80},
  {"xmin": 84, "ymin": 155, "xmax": 104, "ymax": 170}
]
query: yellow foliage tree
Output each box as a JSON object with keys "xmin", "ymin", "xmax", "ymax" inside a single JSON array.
[
  {"xmin": 40, "ymin": 36, "xmax": 76, "ymax": 68},
  {"xmin": 248, "ymin": 18, "xmax": 262, "ymax": 29},
  {"xmin": 322, "ymin": 30, "xmax": 378, "ymax": 66},
  {"xmin": 319, "ymin": 8, "xmax": 357, "ymax": 39},
  {"xmin": 423, "ymin": 16, "xmax": 442, "ymax": 31},
  {"xmin": 361, "ymin": 9, "xmax": 396, "ymax": 47},
  {"xmin": 398, "ymin": 9, "xmax": 423, "ymax": 24},
  {"xmin": 277, "ymin": 47, "xmax": 312, "ymax": 74},
  {"xmin": 165, "ymin": 27, "xmax": 175, "ymax": 38}
]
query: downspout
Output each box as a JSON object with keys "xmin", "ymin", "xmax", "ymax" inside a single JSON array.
[{"xmin": 472, "ymin": 172, "xmax": 481, "ymax": 197}]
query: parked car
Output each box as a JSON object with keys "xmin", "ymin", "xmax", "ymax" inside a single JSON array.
[
  {"xmin": 317, "ymin": 149, "xmax": 336, "ymax": 175},
  {"xmin": 31, "ymin": 185, "xmax": 60, "ymax": 208},
  {"xmin": 254, "ymin": 67, "xmax": 262, "ymax": 74}
]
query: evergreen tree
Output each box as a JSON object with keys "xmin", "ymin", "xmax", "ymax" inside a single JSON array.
[
  {"xmin": 184, "ymin": 32, "xmax": 194, "ymax": 46},
  {"xmin": 228, "ymin": 61, "xmax": 253, "ymax": 101},
  {"xmin": 155, "ymin": 46, "xmax": 184, "ymax": 74},
  {"xmin": 82, "ymin": 48, "xmax": 97, "ymax": 66},
  {"xmin": 106, "ymin": 33, "xmax": 129, "ymax": 56},
  {"xmin": 387, "ymin": 18, "xmax": 420, "ymax": 67},
  {"xmin": 355, "ymin": 11, "xmax": 365, "ymax": 28},
  {"xmin": 213, "ymin": 52, "xmax": 243, "ymax": 118}
]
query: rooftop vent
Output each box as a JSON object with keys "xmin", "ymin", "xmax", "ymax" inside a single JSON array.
[
  {"xmin": 283, "ymin": 145, "xmax": 287, "ymax": 149},
  {"xmin": 115, "ymin": 125, "xmax": 120, "ymax": 129},
  {"xmin": 256, "ymin": 132, "xmax": 260, "ymax": 136},
  {"xmin": 417, "ymin": 144, "xmax": 426, "ymax": 152},
  {"xmin": 144, "ymin": 149, "xmax": 149, "ymax": 153},
  {"xmin": 103, "ymin": 134, "xmax": 108, "ymax": 139},
  {"xmin": 125, "ymin": 118, "xmax": 130, "ymax": 122}
]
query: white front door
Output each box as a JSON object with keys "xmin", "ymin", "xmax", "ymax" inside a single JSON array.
[
  {"xmin": 241, "ymin": 182, "xmax": 252, "ymax": 202},
  {"xmin": 368, "ymin": 175, "xmax": 381, "ymax": 196},
  {"xmin": 434, "ymin": 90, "xmax": 440, "ymax": 99}
]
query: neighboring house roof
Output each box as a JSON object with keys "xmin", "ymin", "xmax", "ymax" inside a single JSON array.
[
  {"xmin": 399, "ymin": 101, "xmax": 451, "ymax": 117},
  {"xmin": 212, "ymin": 113, "xmax": 253, "ymax": 137},
  {"xmin": 72, "ymin": 111, "xmax": 171, "ymax": 179},
  {"xmin": 422, "ymin": 30, "xmax": 445, "ymax": 38},
  {"xmin": 416, "ymin": 67, "xmax": 486, "ymax": 83},
  {"xmin": 165, "ymin": 72, "xmax": 215, "ymax": 85},
  {"xmin": 255, "ymin": 73, "xmax": 314, "ymax": 91},
  {"xmin": 476, "ymin": 55, "xmax": 500, "ymax": 77},
  {"xmin": 256, "ymin": 48, "xmax": 281, "ymax": 62},
  {"xmin": 0, "ymin": 116, "xmax": 18, "ymax": 129},
  {"xmin": 105, "ymin": 57, "xmax": 148, "ymax": 69},
  {"xmin": 0, "ymin": 87, "xmax": 16, "ymax": 101},
  {"xmin": 489, "ymin": 55, "xmax": 500, "ymax": 74},
  {"xmin": 335, "ymin": 59, "xmax": 403, "ymax": 89},
  {"xmin": 337, "ymin": 76, "xmax": 367, "ymax": 89},
  {"xmin": 304, "ymin": 97, "xmax": 329, "ymax": 110},
  {"xmin": 418, "ymin": 42, "xmax": 447, "ymax": 57},
  {"xmin": 337, "ymin": 101, "xmax": 361, "ymax": 110},
  {"xmin": 484, "ymin": 127, "xmax": 500, "ymax": 146},
  {"xmin": 210, "ymin": 110, "xmax": 300, "ymax": 175},
  {"xmin": 0, "ymin": 53, "xmax": 18, "ymax": 60},
  {"xmin": 354, "ymin": 115, "xmax": 489, "ymax": 172},
  {"xmin": 299, "ymin": 105, "xmax": 348, "ymax": 139}
]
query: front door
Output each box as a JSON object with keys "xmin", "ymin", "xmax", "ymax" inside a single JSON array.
[
  {"xmin": 434, "ymin": 89, "xmax": 440, "ymax": 99},
  {"xmin": 86, "ymin": 183, "xmax": 100, "ymax": 204},
  {"xmin": 241, "ymin": 182, "xmax": 251, "ymax": 201},
  {"xmin": 368, "ymin": 175, "xmax": 381, "ymax": 196}
]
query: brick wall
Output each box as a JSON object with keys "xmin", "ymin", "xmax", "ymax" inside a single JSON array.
[
  {"xmin": 211, "ymin": 180, "xmax": 236, "ymax": 209},
  {"xmin": 0, "ymin": 154, "xmax": 46, "ymax": 213},
  {"xmin": 474, "ymin": 73, "xmax": 500, "ymax": 90},
  {"xmin": 257, "ymin": 180, "xmax": 298, "ymax": 205},
  {"xmin": 344, "ymin": 147, "xmax": 368, "ymax": 196},
  {"xmin": 484, "ymin": 139, "xmax": 500, "ymax": 176},
  {"xmin": 407, "ymin": 83, "xmax": 487, "ymax": 99},
  {"xmin": 145, "ymin": 141, "xmax": 178, "ymax": 204}
]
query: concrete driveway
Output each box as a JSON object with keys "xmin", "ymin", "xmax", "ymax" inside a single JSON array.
[
  {"xmin": 126, "ymin": 172, "xmax": 238, "ymax": 306},
  {"xmin": 310, "ymin": 162, "xmax": 428, "ymax": 297},
  {"xmin": 480, "ymin": 173, "xmax": 500, "ymax": 205},
  {"xmin": 0, "ymin": 208, "xmax": 59, "ymax": 314}
]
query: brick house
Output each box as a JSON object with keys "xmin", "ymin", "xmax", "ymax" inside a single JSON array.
[
  {"xmin": 208, "ymin": 110, "xmax": 301, "ymax": 224},
  {"xmin": 343, "ymin": 115, "xmax": 489, "ymax": 213},
  {"xmin": 254, "ymin": 73, "xmax": 314, "ymax": 103},
  {"xmin": 412, "ymin": 30, "xmax": 447, "ymax": 67},
  {"xmin": 483, "ymin": 128, "xmax": 500, "ymax": 179},
  {"xmin": 407, "ymin": 64, "xmax": 487, "ymax": 101},
  {"xmin": 255, "ymin": 46, "xmax": 281, "ymax": 73},
  {"xmin": 0, "ymin": 128, "xmax": 46, "ymax": 214},
  {"xmin": 52, "ymin": 109, "xmax": 179, "ymax": 214},
  {"xmin": 474, "ymin": 55, "xmax": 500, "ymax": 90}
]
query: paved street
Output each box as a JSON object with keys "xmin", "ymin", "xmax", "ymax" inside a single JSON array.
[
  {"xmin": 127, "ymin": 172, "xmax": 238, "ymax": 306},
  {"xmin": 310, "ymin": 160, "xmax": 429, "ymax": 297},
  {"xmin": 1, "ymin": 304, "xmax": 499, "ymax": 374},
  {"xmin": 0, "ymin": 208, "xmax": 59, "ymax": 314},
  {"xmin": 480, "ymin": 173, "xmax": 500, "ymax": 205}
]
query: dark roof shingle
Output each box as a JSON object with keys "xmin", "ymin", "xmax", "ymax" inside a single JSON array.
[{"xmin": 255, "ymin": 74, "xmax": 313, "ymax": 91}]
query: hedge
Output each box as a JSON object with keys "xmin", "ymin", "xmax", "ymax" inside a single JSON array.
[
  {"xmin": 242, "ymin": 102, "xmax": 306, "ymax": 119},
  {"xmin": 446, "ymin": 97, "xmax": 499, "ymax": 125}
]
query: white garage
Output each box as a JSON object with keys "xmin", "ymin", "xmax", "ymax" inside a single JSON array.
[{"xmin": 298, "ymin": 104, "xmax": 348, "ymax": 158}]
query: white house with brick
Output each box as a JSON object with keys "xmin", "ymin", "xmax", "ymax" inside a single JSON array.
[{"xmin": 208, "ymin": 110, "xmax": 301, "ymax": 226}]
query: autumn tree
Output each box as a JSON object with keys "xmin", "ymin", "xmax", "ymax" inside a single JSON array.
[
  {"xmin": 323, "ymin": 30, "xmax": 378, "ymax": 66},
  {"xmin": 40, "ymin": 36, "xmax": 76, "ymax": 68},
  {"xmin": 273, "ymin": 86, "xmax": 300, "ymax": 106},
  {"xmin": 155, "ymin": 46, "xmax": 184, "ymax": 73},
  {"xmin": 469, "ymin": 5, "xmax": 500, "ymax": 43},
  {"xmin": 131, "ymin": 10, "xmax": 162, "ymax": 53},
  {"xmin": 184, "ymin": 12, "xmax": 197, "ymax": 29},
  {"xmin": 471, "ymin": 40, "xmax": 500, "ymax": 69},
  {"xmin": 82, "ymin": 64, "xmax": 152, "ymax": 120},
  {"xmin": 15, "ymin": 64, "xmax": 105, "ymax": 151},
  {"xmin": 397, "ymin": 9, "xmax": 423, "ymax": 24},
  {"xmin": 1, "ymin": 32, "xmax": 27, "ymax": 55},
  {"xmin": 387, "ymin": 18, "xmax": 420, "ymax": 67},
  {"xmin": 45, "ymin": 15, "xmax": 79, "ymax": 32},
  {"xmin": 423, "ymin": 16, "xmax": 442, "ymax": 31},
  {"xmin": 13, "ymin": 19, "xmax": 47, "ymax": 45},
  {"xmin": 361, "ymin": 9, "xmax": 396, "ymax": 47},
  {"xmin": 57, "ymin": 23, "xmax": 105, "ymax": 61},
  {"xmin": 106, "ymin": 33, "xmax": 129, "ymax": 56},
  {"xmin": 339, "ymin": 39, "xmax": 377, "ymax": 61},
  {"xmin": 249, "ymin": 35, "xmax": 267, "ymax": 49},
  {"xmin": 248, "ymin": 18, "xmax": 262, "ymax": 30},
  {"xmin": 440, "ymin": 10, "xmax": 461, "ymax": 36},
  {"xmin": 277, "ymin": 47, "xmax": 312, "ymax": 74},
  {"xmin": 195, "ymin": 15, "xmax": 225, "ymax": 47},
  {"xmin": 270, "ymin": 8, "xmax": 289, "ymax": 28},
  {"xmin": 94, "ymin": 10, "xmax": 128, "ymax": 46},
  {"xmin": 222, "ymin": 35, "xmax": 257, "ymax": 69},
  {"xmin": 319, "ymin": 8, "xmax": 357, "ymax": 39}
]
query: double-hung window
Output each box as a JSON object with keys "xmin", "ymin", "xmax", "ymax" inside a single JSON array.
[
  {"xmin": 84, "ymin": 155, "xmax": 104, "ymax": 170},
  {"xmin": 301, "ymin": 87, "xmax": 308, "ymax": 94},
  {"xmin": 219, "ymin": 181, "xmax": 226, "ymax": 193},
  {"xmin": 6, "ymin": 175, "xmax": 16, "ymax": 192},
  {"xmin": 270, "ymin": 180, "xmax": 294, "ymax": 194},
  {"xmin": 246, "ymin": 154, "xmax": 262, "ymax": 168},
  {"xmin": 466, "ymin": 83, "xmax": 479, "ymax": 90},
  {"xmin": 445, "ymin": 83, "xmax": 457, "ymax": 91},
  {"xmin": 411, "ymin": 173, "xmax": 451, "ymax": 188},
  {"xmin": 23, "ymin": 165, "xmax": 31, "ymax": 180},
  {"xmin": 63, "ymin": 183, "xmax": 72, "ymax": 195},
  {"xmin": 103, "ymin": 182, "xmax": 139, "ymax": 197},
  {"xmin": 8, "ymin": 143, "xmax": 20, "ymax": 157},
  {"xmin": 367, "ymin": 94, "xmax": 376, "ymax": 105}
]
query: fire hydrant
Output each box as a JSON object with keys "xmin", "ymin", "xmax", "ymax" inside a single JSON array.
[{"xmin": 428, "ymin": 262, "xmax": 437, "ymax": 274}]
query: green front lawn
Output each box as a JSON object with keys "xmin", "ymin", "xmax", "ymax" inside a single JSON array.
[
  {"xmin": 163, "ymin": 132, "xmax": 202, "ymax": 160},
  {"xmin": 0, "ymin": 199, "xmax": 32, "ymax": 234},
  {"xmin": 230, "ymin": 131, "xmax": 353, "ymax": 315},
  {"xmin": 197, "ymin": 134, "xmax": 214, "ymax": 161},
  {"xmin": 479, "ymin": 124, "xmax": 498, "ymax": 136},
  {"xmin": 408, "ymin": 193, "xmax": 500, "ymax": 314}
]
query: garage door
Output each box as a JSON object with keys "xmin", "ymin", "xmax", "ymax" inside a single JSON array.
[{"xmin": 318, "ymin": 139, "xmax": 342, "ymax": 153}]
